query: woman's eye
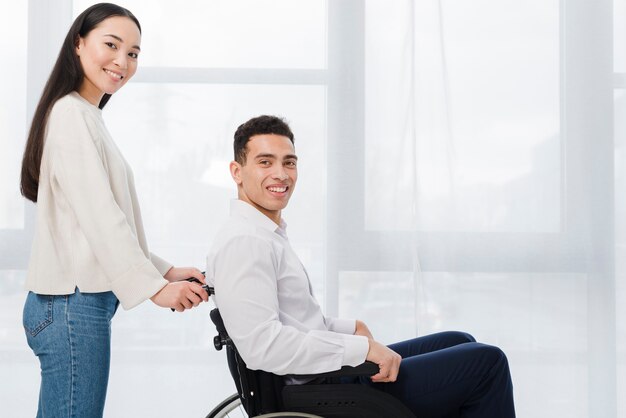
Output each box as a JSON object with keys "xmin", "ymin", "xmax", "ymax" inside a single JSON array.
[
  {"xmin": 105, "ymin": 42, "xmax": 117, "ymax": 49},
  {"xmin": 128, "ymin": 52, "xmax": 138, "ymax": 59}
]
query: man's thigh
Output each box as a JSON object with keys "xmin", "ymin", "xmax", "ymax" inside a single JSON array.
[
  {"xmin": 374, "ymin": 342, "xmax": 503, "ymax": 417},
  {"xmin": 388, "ymin": 331, "xmax": 476, "ymax": 358}
]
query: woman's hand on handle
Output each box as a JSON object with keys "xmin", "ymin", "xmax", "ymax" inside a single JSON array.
[
  {"xmin": 164, "ymin": 266, "xmax": 206, "ymax": 284},
  {"xmin": 150, "ymin": 280, "xmax": 209, "ymax": 312}
]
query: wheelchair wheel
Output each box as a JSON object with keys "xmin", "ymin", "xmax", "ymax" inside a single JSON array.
[
  {"xmin": 206, "ymin": 393, "xmax": 323, "ymax": 418},
  {"xmin": 206, "ymin": 393, "xmax": 247, "ymax": 418},
  {"xmin": 255, "ymin": 413, "xmax": 323, "ymax": 417}
]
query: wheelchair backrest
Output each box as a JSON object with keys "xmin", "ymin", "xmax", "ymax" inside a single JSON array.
[{"xmin": 210, "ymin": 308, "xmax": 285, "ymax": 416}]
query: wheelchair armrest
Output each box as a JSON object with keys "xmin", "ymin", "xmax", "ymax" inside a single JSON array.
[{"xmin": 289, "ymin": 361, "xmax": 379, "ymax": 380}]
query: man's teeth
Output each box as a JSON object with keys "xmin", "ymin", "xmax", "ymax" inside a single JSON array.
[
  {"xmin": 104, "ymin": 69, "xmax": 122, "ymax": 79},
  {"xmin": 268, "ymin": 186, "xmax": 287, "ymax": 193}
]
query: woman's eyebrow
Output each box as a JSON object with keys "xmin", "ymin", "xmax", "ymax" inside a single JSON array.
[{"xmin": 103, "ymin": 34, "xmax": 141, "ymax": 51}]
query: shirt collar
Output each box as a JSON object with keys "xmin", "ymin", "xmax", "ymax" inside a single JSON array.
[{"xmin": 230, "ymin": 199, "xmax": 288, "ymax": 236}]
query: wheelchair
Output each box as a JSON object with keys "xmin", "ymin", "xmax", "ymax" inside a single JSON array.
[{"xmin": 205, "ymin": 296, "xmax": 416, "ymax": 418}]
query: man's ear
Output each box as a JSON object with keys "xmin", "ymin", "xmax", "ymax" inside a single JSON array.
[{"xmin": 230, "ymin": 161, "xmax": 243, "ymax": 185}]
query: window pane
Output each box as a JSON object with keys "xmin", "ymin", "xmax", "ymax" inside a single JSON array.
[
  {"xmin": 339, "ymin": 271, "xmax": 417, "ymax": 344},
  {"xmin": 104, "ymin": 82, "xmax": 327, "ymax": 295},
  {"xmin": 0, "ymin": 1, "xmax": 27, "ymax": 229},
  {"xmin": 89, "ymin": 83, "xmax": 326, "ymax": 416},
  {"xmin": 0, "ymin": 270, "xmax": 38, "ymax": 416},
  {"xmin": 419, "ymin": 272, "xmax": 587, "ymax": 418},
  {"xmin": 74, "ymin": 0, "xmax": 327, "ymax": 69},
  {"xmin": 364, "ymin": 0, "xmax": 560, "ymax": 232},
  {"xmin": 339, "ymin": 270, "xmax": 588, "ymax": 417}
]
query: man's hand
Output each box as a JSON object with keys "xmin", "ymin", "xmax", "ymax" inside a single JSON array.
[
  {"xmin": 366, "ymin": 340, "xmax": 402, "ymax": 383},
  {"xmin": 354, "ymin": 319, "xmax": 374, "ymax": 340},
  {"xmin": 164, "ymin": 267, "xmax": 206, "ymax": 284},
  {"xmin": 150, "ymin": 280, "xmax": 209, "ymax": 312}
]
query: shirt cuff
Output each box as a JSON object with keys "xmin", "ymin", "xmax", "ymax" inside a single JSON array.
[
  {"xmin": 111, "ymin": 260, "xmax": 168, "ymax": 310},
  {"xmin": 341, "ymin": 334, "xmax": 370, "ymax": 367}
]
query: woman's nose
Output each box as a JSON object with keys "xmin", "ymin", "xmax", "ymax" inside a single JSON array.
[{"xmin": 113, "ymin": 53, "xmax": 128, "ymax": 69}]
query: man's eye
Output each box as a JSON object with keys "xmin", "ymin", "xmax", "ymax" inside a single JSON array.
[
  {"xmin": 285, "ymin": 161, "xmax": 297, "ymax": 167},
  {"xmin": 259, "ymin": 160, "xmax": 270, "ymax": 166}
]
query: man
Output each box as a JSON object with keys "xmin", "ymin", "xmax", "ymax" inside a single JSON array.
[{"xmin": 206, "ymin": 115, "xmax": 516, "ymax": 417}]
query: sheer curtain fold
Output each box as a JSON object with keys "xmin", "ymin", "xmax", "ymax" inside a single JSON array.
[{"xmin": 359, "ymin": 1, "xmax": 619, "ymax": 417}]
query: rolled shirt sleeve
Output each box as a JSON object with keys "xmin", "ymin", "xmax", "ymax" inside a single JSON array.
[{"xmin": 325, "ymin": 317, "xmax": 357, "ymax": 335}]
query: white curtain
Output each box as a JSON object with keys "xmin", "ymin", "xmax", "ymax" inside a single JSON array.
[
  {"xmin": 351, "ymin": 1, "xmax": 621, "ymax": 417},
  {"xmin": 1, "ymin": 1, "xmax": 623, "ymax": 417}
]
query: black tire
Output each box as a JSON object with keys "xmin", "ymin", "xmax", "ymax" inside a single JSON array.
[
  {"xmin": 206, "ymin": 394, "xmax": 324, "ymax": 418},
  {"xmin": 206, "ymin": 393, "xmax": 246, "ymax": 418},
  {"xmin": 255, "ymin": 413, "xmax": 324, "ymax": 417}
]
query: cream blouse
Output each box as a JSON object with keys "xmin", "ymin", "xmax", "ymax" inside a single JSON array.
[{"xmin": 25, "ymin": 92, "xmax": 169, "ymax": 309}]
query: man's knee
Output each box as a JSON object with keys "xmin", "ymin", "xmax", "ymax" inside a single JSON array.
[
  {"xmin": 447, "ymin": 330, "xmax": 476, "ymax": 345},
  {"xmin": 476, "ymin": 343, "xmax": 510, "ymax": 373}
]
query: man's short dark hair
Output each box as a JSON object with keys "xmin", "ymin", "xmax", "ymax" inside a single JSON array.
[{"xmin": 234, "ymin": 115, "xmax": 295, "ymax": 164}]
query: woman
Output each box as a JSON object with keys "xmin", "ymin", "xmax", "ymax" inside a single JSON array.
[{"xmin": 20, "ymin": 3, "xmax": 208, "ymax": 417}]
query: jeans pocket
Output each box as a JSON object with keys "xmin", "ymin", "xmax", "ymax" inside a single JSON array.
[{"xmin": 23, "ymin": 292, "xmax": 54, "ymax": 337}]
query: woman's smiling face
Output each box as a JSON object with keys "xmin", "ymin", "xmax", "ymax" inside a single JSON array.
[{"xmin": 75, "ymin": 15, "xmax": 141, "ymax": 105}]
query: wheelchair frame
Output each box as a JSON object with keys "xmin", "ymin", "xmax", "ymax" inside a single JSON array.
[{"xmin": 206, "ymin": 298, "xmax": 416, "ymax": 418}]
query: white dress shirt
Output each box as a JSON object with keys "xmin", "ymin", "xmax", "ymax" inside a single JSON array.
[
  {"xmin": 206, "ymin": 200, "xmax": 369, "ymax": 376},
  {"xmin": 25, "ymin": 92, "xmax": 169, "ymax": 309}
]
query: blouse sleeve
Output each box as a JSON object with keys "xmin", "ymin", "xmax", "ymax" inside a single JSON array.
[
  {"xmin": 150, "ymin": 252, "xmax": 173, "ymax": 276},
  {"xmin": 47, "ymin": 103, "xmax": 167, "ymax": 309}
]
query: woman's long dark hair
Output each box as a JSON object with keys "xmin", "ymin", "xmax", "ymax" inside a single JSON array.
[{"xmin": 20, "ymin": 3, "xmax": 141, "ymax": 202}]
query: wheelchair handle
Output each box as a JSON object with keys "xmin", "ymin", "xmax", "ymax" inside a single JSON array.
[{"xmin": 170, "ymin": 275, "xmax": 214, "ymax": 312}]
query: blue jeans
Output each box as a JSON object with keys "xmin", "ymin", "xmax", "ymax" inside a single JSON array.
[
  {"xmin": 23, "ymin": 289, "xmax": 119, "ymax": 418},
  {"xmin": 359, "ymin": 331, "xmax": 516, "ymax": 417}
]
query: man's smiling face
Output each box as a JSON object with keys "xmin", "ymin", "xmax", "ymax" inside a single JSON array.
[{"xmin": 230, "ymin": 134, "xmax": 298, "ymax": 224}]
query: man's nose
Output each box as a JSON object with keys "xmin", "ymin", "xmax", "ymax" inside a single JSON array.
[{"xmin": 273, "ymin": 166, "xmax": 288, "ymax": 180}]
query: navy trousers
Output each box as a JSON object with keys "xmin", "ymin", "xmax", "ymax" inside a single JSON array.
[{"xmin": 360, "ymin": 332, "xmax": 515, "ymax": 418}]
